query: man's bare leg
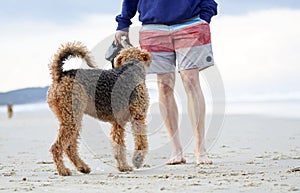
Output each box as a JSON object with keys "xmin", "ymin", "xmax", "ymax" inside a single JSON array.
[
  {"xmin": 157, "ymin": 73, "xmax": 186, "ymax": 164},
  {"xmin": 180, "ymin": 69, "xmax": 212, "ymax": 164}
]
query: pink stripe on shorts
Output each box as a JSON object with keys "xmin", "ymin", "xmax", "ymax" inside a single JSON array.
[{"xmin": 139, "ymin": 17, "xmax": 215, "ymax": 74}]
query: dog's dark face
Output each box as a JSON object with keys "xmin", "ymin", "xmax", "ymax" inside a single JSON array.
[{"xmin": 114, "ymin": 47, "xmax": 152, "ymax": 68}]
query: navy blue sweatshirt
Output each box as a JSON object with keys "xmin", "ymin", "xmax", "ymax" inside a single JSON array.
[{"xmin": 116, "ymin": 0, "xmax": 218, "ymax": 30}]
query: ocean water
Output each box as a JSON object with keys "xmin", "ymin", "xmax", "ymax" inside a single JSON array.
[
  {"xmin": 0, "ymin": 102, "xmax": 49, "ymax": 113},
  {"xmin": 0, "ymin": 89, "xmax": 299, "ymax": 120},
  {"xmin": 227, "ymin": 101, "xmax": 300, "ymax": 119},
  {"xmin": 226, "ymin": 91, "xmax": 300, "ymax": 119}
]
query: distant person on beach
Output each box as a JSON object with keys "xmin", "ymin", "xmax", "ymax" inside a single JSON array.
[
  {"xmin": 115, "ymin": 0, "xmax": 218, "ymax": 165},
  {"xmin": 7, "ymin": 103, "xmax": 13, "ymax": 119}
]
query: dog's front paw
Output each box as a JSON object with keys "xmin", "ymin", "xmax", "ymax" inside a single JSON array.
[
  {"xmin": 118, "ymin": 165, "xmax": 133, "ymax": 172},
  {"xmin": 132, "ymin": 150, "xmax": 146, "ymax": 169},
  {"xmin": 78, "ymin": 165, "xmax": 91, "ymax": 174}
]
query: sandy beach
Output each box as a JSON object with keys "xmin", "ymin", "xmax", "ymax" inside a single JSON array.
[{"xmin": 0, "ymin": 103, "xmax": 299, "ymax": 193}]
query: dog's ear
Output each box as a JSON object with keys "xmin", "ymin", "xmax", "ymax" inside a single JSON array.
[
  {"xmin": 140, "ymin": 50, "xmax": 152, "ymax": 67},
  {"xmin": 114, "ymin": 54, "xmax": 124, "ymax": 68}
]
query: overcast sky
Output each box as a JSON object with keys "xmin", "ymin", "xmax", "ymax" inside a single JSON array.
[
  {"xmin": 0, "ymin": 0, "xmax": 299, "ymax": 99},
  {"xmin": 1, "ymin": 0, "xmax": 299, "ymax": 22}
]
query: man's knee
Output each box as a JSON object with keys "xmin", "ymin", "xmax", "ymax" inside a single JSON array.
[
  {"xmin": 157, "ymin": 73, "xmax": 176, "ymax": 95},
  {"xmin": 181, "ymin": 70, "xmax": 199, "ymax": 89},
  {"xmin": 158, "ymin": 82, "xmax": 174, "ymax": 96}
]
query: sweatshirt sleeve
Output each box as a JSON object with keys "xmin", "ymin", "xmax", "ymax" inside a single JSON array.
[
  {"xmin": 116, "ymin": 0, "xmax": 139, "ymax": 31},
  {"xmin": 199, "ymin": 0, "xmax": 218, "ymax": 23}
]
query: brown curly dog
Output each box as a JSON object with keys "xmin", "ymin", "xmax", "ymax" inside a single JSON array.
[{"xmin": 47, "ymin": 42, "xmax": 151, "ymax": 176}]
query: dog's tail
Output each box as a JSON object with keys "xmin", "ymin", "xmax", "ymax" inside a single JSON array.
[{"xmin": 50, "ymin": 41, "xmax": 96, "ymax": 82}]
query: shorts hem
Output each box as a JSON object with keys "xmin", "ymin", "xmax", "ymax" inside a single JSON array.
[
  {"xmin": 146, "ymin": 70, "xmax": 176, "ymax": 75},
  {"xmin": 178, "ymin": 63, "xmax": 214, "ymax": 72}
]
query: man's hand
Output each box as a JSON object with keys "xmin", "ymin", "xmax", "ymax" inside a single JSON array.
[{"xmin": 115, "ymin": 30, "xmax": 130, "ymax": 44}]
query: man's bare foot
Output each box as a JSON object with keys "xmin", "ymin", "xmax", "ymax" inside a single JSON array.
[
  {"xmin": 196, "ymin": 153, "xmax": 213, "ymax": 165},
  {"xmin": 167, "ymin": 157, "xmax": 186, "ymax": 165},
  {"xmin": 166, "ymin": 152, "xmax": 186, "ymax": 165}
]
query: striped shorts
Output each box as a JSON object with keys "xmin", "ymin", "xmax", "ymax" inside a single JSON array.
[{"xmin": 139, "ymin": 17, "xmax": 214, "ymax": 74}]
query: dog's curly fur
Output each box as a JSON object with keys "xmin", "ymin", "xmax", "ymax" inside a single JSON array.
[{"xmin": 47, "ymin": 42, "xmax": 151, "ymax": 176}]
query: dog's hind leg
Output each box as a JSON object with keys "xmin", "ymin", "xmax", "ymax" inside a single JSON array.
[
  {"xmin": 50, "ymin": 122, "xmax": 73, "ymax": 176},
  {"xmin": 63, "ymin": 115, "xmax": 90, "ymax": 174},
  {"xmin": 53, "ymin": 106, "xmax": 90, "ymax": 175},
  {"xmin": 50, "ymin": 82, "xmax": 90, "ymax": 176},
  {"xmin": 51, "ymin": 120, "xmax": 90, "ymax": 176},
  {"xmin": 64, "ymin": 86, "xmax": 91, "ymax": 174},
  {"xmin": 64, "ymin": 133, "xmax": 91, "ymax": 174},
  {"xmin": 110, "ymin": 122, "xmax": 132, "ymax": 172},
  {"xmin": 49, "ymin": 94, "xmax": 74, "ymax": 176}
]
